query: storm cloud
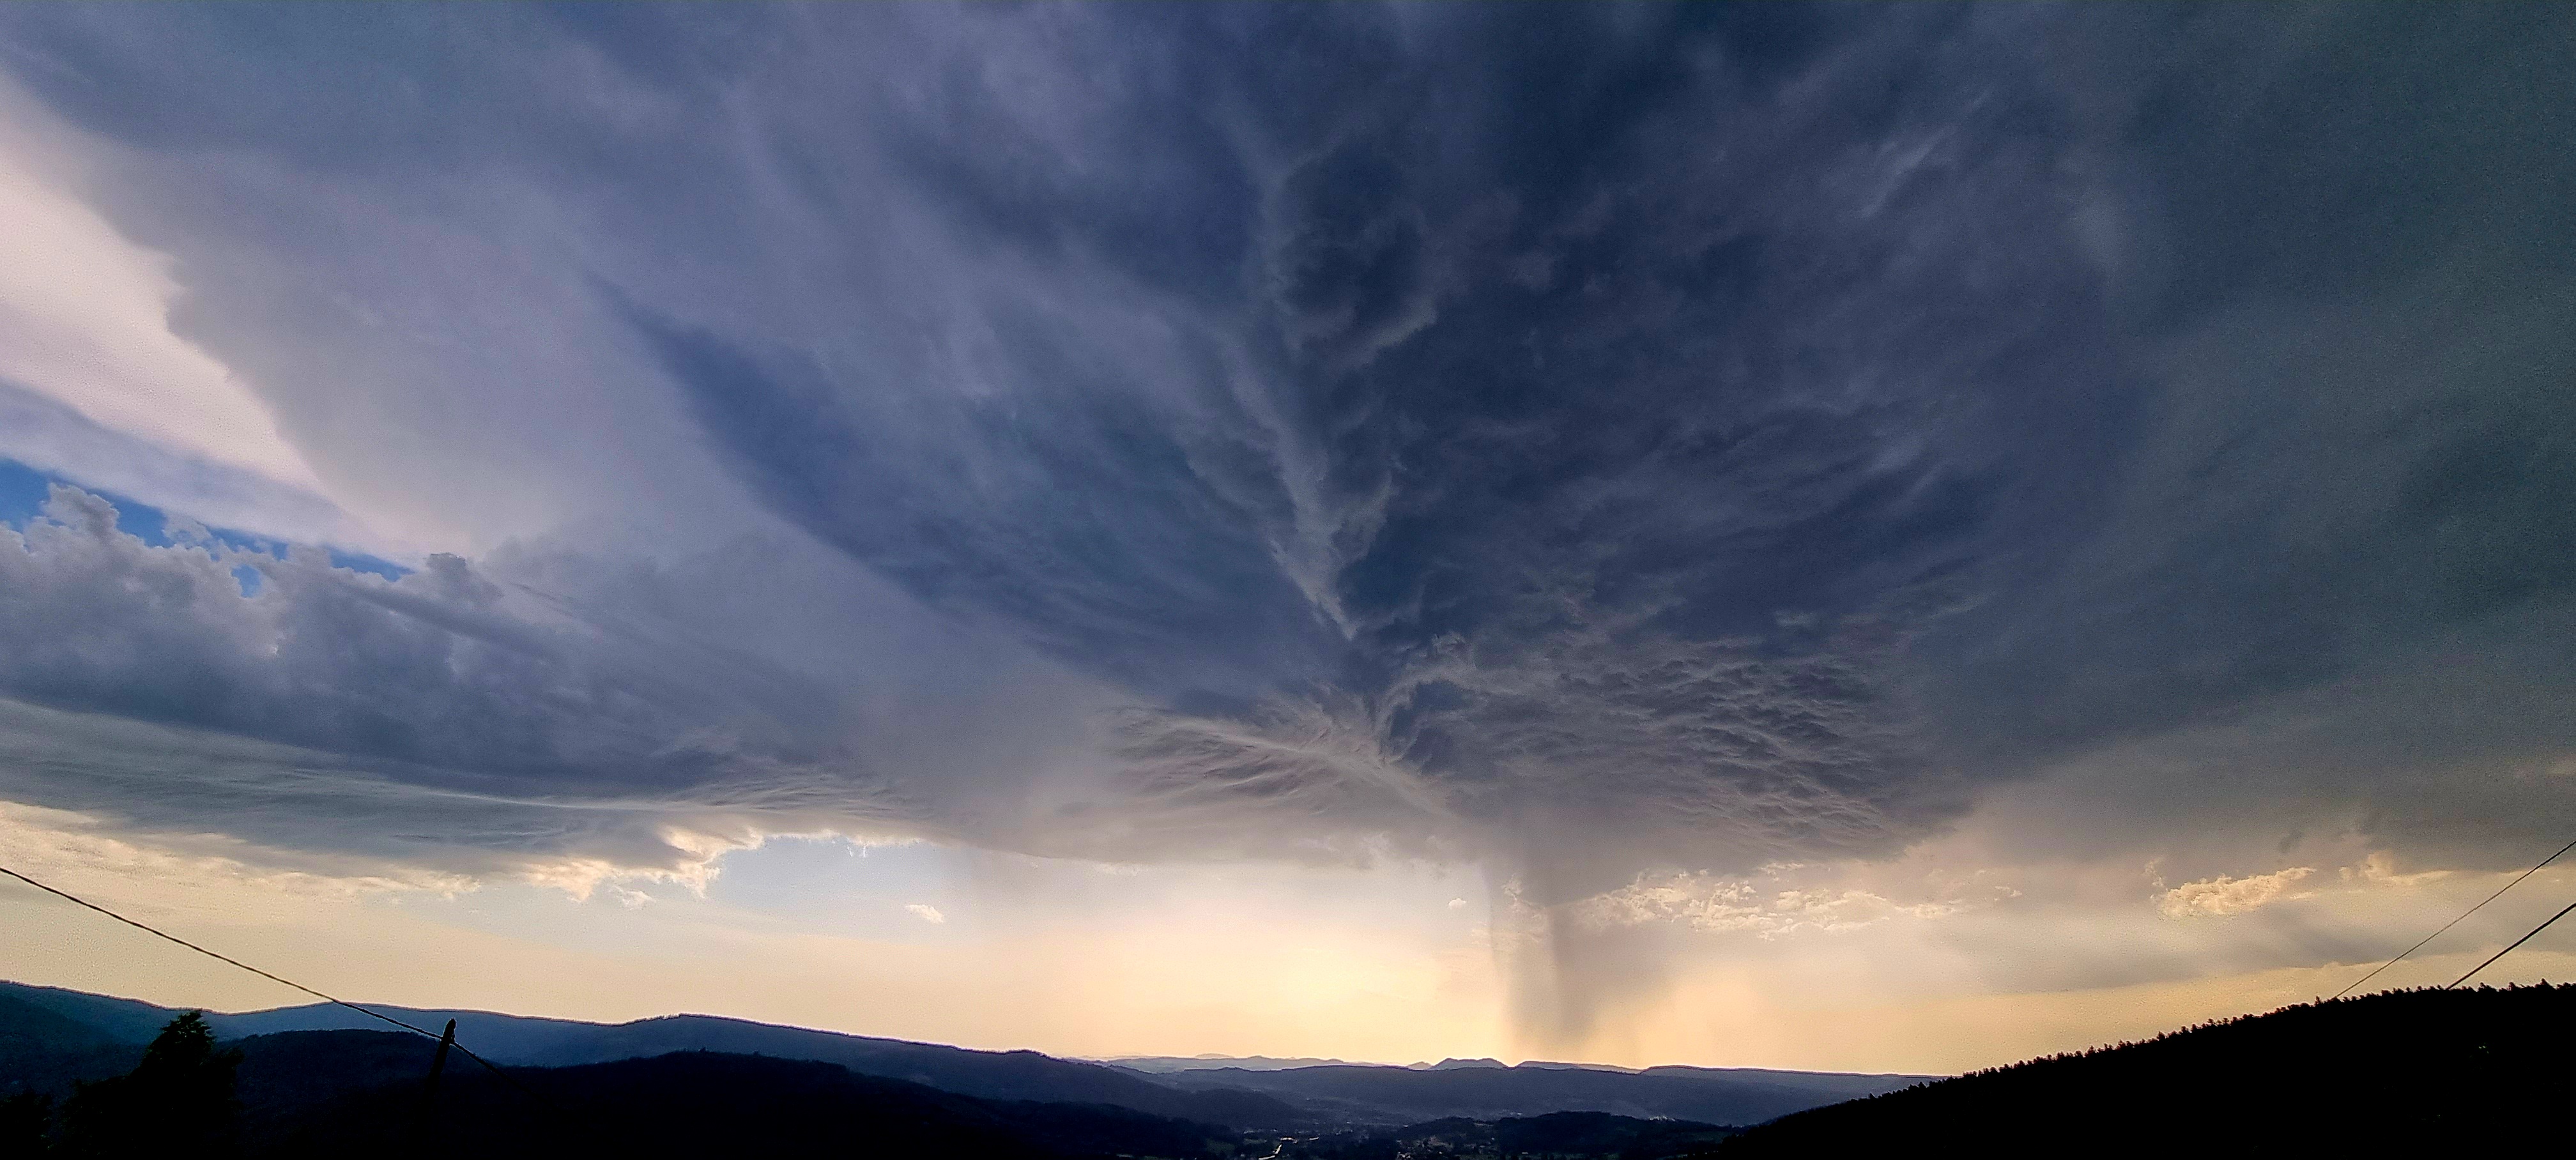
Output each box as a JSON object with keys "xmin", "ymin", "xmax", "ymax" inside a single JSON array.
[{"xmin": 0, "ymin": 0, "xmax": 2571, "ymax": 926}]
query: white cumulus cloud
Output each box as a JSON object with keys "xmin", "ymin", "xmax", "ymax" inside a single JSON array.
[{"xmin": 2156, "ymin": 867, "xmax": 2316, "ymax": 919}]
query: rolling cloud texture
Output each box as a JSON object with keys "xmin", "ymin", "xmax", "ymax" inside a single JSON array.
[{"xmin": 0, "ymin": 4, "xmax": 2570, "ymax": 913}]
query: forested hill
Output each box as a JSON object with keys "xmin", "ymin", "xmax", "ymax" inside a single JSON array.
[
  {"xmin": 1720, "ymin": 984, "xmax": 2576, "ymax": 1154},
  {"xmin": 0, "ymin": 979, "xmax": 1918, "ymax": 1129},
  {"xmin": 1141, "ymin": 1058, "xmax": 1922, "ymax": 1126},
  {"xmin": 257, "ymin": 1045, "xmax": 1241, "ymax": 1160}
]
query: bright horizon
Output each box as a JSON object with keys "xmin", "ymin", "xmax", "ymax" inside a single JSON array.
[{"xmin": 3, "ymin": 3, "xmax": 2573, "ymax": 1079}]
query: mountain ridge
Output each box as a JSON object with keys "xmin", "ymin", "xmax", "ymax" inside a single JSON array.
[
  {"xmin": 1717, "ymin": 984, "xmax": 2576, "ymax": 1154},
  {"xmin": 224, "ymin": 1033, "xmax": 1246, "ymax": 1159},
  {"xmin": 0, "ymin": 979, "xmax": 1926, "ymax": 1128}
]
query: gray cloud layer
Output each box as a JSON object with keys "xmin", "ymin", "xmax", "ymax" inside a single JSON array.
[
  {"xmin": 0, "ymin": 4, "xmax": 2570, "ymax": 904},
  {"xmin": 0, "ymin": 487, "xmax": 900, "ymax": 868}
]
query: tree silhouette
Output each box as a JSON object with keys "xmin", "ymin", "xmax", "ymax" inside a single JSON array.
[
  {"xmin": 1717, "ymin": 984, "xmax": 2576, "ymax": 1155},
  {"xmin": 61, "ymin": 1011, "xmax": 241, "ymax": 1158},
  {"xmin": 1, "ymin": 1090, "xmax": 54, "ymax": 1154}
]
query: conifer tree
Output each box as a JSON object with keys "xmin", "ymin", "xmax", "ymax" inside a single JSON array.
[{"xmin": 61, "ymin": 1011, "xmax": 241, "ymax": 1157}]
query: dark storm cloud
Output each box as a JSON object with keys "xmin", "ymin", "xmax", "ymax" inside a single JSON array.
[
  {"xmin": 611, "ymin": 4, "xmax": 2136, "ymax": 892},
  {"xmin": 0, "ymin": 3, "xmax": 2570, "ymax": 889},
  {"xmin": 0, "ymin": 485, "xmax": 903, "ymax": 869}
]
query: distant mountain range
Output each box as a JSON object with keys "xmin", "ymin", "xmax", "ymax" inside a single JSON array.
[
  {"xmin": 1105, "ymin": 1053, "xmax": 1366, "ymax": 1072},
  {"xmin": 0, "ymin": 980, "xmax": 1294, "ymax": 1129},
  {"xmin": 1104, "ymin": 1054, "xmax": 1598, "ymax": 1072},
  {"xmin": 0, "ymin": 979, "xmax": 1928, "ymax": 1130}
]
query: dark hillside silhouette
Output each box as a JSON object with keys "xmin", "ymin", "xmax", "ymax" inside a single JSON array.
[
  {"xmin": 533, "ymin": 1012, "xmax": 1307, "ymax": 1126},
  {"xmin": 0, "ymin": 991, "xmax": 142, "ymax": 1100},
  {"xmin": 229, "ymin": 1029, "xmax": 462, "ymax": 1139},
  {"xmin": 0, "ymin": 980, "xmax": 1301, "ymax": 1128},
  {"xmin": 59, "ymin": 1012, "xmax": 242, "ymax": 1157},
  {"xmin": 260, "ymin": 1049, "xmax": 1239, "ymax": 1159},
  {"xmin": 0, "ymin": 1027, "xmax": 1252, "ymax": 1159},
  {"xmin": 2, "ymin": 1090, "xmax": 52, "ymax": 1155},
  {"xmin": 1144, "ymin": 1058, "xmax": 1924, "ymax": 1125},
  {"xmin": 1287, "ymin": 1110, "xmax": 1736, "ymax": 1159},
  {"xmin": 1720, "ymin": 984, "xmax": 2576, "ymax": 1155},
  {"xmin": 6, "ymin": 984, "xmax": 2570, "ymax": 1157}
]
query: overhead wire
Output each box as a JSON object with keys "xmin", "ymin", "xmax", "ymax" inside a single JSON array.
[
  {"xmin": 2329, "ymin": 835, "xmax": 2576, "ymax": 999},
  {"xmin": 2446, "ymin": 897, "xmax": 2576, "ymax": 990},
  {"xmin": 18, "ymin": 840, "xmax": 2575, "ymax": 1106},
  {"xmin": 0, "ymin": 861, "xmax": 553, "ymax": 1108}
]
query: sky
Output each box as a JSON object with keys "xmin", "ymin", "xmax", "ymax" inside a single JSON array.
[{"xmin": 1, "ymin": 3, "xmax": 2573, "ymax": 1075}]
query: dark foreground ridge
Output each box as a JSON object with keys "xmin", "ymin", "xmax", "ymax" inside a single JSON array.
[
  {"xmin": 261, "ymin": 1044, "xmax": 1238, "ymax": 1160},
  {"xmin": 1282, "ymin": 1110, "xmax": 1737, "ymax": 1159},
  {"xmin": 11, "ymin": 982, "xmax": 2573, "ymax": 1157},
  {"xmin": 1137, "ymin": 1058, "xmax": 1918, "ymax": 1127},
  {"xmin": 1720, "ymin": 983, "xmax": 2576, "ymax": 1155},
  {"xmin": 3, "ymin": 1023, "xmax": 1735, "ymax": 1159},
  {"xmin": 15, "ymin": 1024, "xmax": 1243, "ymax": 1159}
]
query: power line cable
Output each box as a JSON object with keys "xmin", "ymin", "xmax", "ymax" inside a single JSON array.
[
  {"xmin": 0, "ymin": 861, "xmax": 549, "ymax": 1105},
  {"xmin": 2447, "ymin": 896, "xmax": 2576, "ymax": 989},
  {"xmin": 2329, "ymin": 836, "xmax": 2576, "ymax": 998}
]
